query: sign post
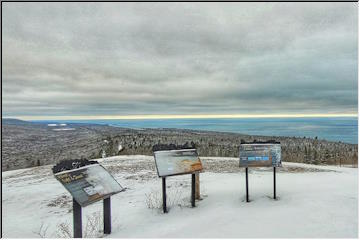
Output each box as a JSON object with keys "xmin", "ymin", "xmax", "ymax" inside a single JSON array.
[
  {"xmin": 53, "ymin": 160, "xmax": 123, "ymax": 238},
  {"xmin": 162, "ymin": 177, "xmax": 167, "ymax": 213},
  {"xmin": 245, "ymin": 167, "xmax": 249, "ymax": 202},
  {"xmin": 191, "ymin": 173, "xmax": 196, "ymax": 207},
  {"xmin": 195, "ymin": 173, "xmax": 200, "ymax": 200},
  {"xmin": 273, "ymin": 167, "xmax": 276, "ymax": 199},
  {"xmin": 239, "ymin": 141, "xmax": 281, "ymax": 202},
  {"xmin": 103, "ymin": 198, "xmax": 111, "ymax": 234},
  {"xmin": 73, "ymin": 198, "xmax": 82, "ymax": 238},
  {"xmin": 153, "ymin": 147, "xmax": 203, "ymax": 213}
]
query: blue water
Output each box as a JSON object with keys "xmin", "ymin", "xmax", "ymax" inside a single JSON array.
[{"xmin": 33, "ymin": 117, "xmax": 358, "ymax": 144}]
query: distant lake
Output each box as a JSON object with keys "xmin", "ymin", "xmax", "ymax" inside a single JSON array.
[{"xmin": 33, "ymin": 117, "xmax": 358, "ymax": 144}]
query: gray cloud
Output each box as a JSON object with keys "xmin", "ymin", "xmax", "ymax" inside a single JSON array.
[{"xmin": 2, "ymin": 2, "xmax": 358, "ymax": 117}]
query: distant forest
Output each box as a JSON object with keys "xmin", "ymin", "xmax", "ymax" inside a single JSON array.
[{"xmin": 2, "ymin": 119, "xmax": 358, "ymax": 171}]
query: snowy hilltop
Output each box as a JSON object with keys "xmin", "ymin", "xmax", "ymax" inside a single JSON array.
[{"xmin": 2, "ymin": 155, "xmax": 357, "ymax": 238}]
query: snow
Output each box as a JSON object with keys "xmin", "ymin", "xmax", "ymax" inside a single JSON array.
[
  {"xmin": 2, "ymin": 156, "xmax": 358, "ymax": 238},
  {"xmin": 52, "ymin": 128, "xmax": 75, "ymax": 131},
  {"xmin": 47, "ymin": 123, "xmax": 67, "ymax": 127},
  {"xmin": 102, "ymin": 150, "xmax": 106, "ymax": 158}
]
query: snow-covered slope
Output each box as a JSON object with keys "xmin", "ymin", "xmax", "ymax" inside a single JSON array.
[{"xmin": 2, "ymin": 156, "xmax": 358, "ymax": 238}]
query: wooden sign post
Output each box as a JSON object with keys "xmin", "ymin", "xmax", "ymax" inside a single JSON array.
[
  {"xmin": 195, "ymin": 172, "xmax": 200, "ymax": 200},
  {"xmin": 53, "ymin": 160, "xmax": 123, "ymax": 238}
]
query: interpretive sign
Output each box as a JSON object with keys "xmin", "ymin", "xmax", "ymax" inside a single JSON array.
[
  {"xmin": 239, "ymin": 143, "xmax": 281, "ymax": 167},
  {"xmin": 53, "ymin": 160, "xmax": 123, "ymax": 237},
  {"xmin": 154, "ymin": 149, "xmax": 203, "ymax": 177},
  {"xmin": 153, "ymin": 146, "xmax": 203, "ymax": 213},
  {"xmin": 239, "ymin": 141, "xmax": 282, "ymax": 202},
  {"xmin": 54, "ymin": 164, "xmax": 123, "ymax": 207}
]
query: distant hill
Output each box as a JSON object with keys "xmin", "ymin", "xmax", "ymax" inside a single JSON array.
[
  {"xmin": 2, "ymin": 118, "xmax": 33, "ymax": 125},
  {"xmin": 2, "ymin": 118, "xmax": 358, "ymax": 171}
]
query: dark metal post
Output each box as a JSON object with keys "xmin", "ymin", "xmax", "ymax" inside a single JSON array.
[
  {"xmin": 191, "ymin": 173, "xmax": 196, "ymax": 207},
  {"xmin": 73, "ymin": 198, "xmax": 82, "ymax": 238},
  {"xmin": 162, "ymin": 177, "xmax": 167, "ymax": 213},
  {"xmin": 103, "ymin": 197, "xmax": 111, "ymax": 234},
  {"xmin": 273, "ymin": 167, "xmax": 276, "ymax": 200},
  {"xmin": 245, "ymin": 167, "xmax": 249, "ymax": 202}
]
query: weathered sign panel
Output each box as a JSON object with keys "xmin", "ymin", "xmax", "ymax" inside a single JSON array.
[
  {"xmin": 239, "ymin": 143, "xmax": 281, "ymax": 167},
  {"xmin": 54, "ymin": 164, "xmax": 123, "ymax": 207},
  {"xmin": 154, "ymin": 149, "xmax": 203, "ymax": 177}
]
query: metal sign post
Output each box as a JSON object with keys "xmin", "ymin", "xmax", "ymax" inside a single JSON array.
[
  {"xmin": 161, "ymin": 173, "xmax": 197, "ymax": 213},
  {"xmin": 72, "ymin": 197, "xmax": 112, "ymax": 238},
  {"xmin": 273, "ymin": 167, "xmax": 276, "ymax": 200},
  {"xmin": 245, "ymin": 167, "xmax": 249, "ymax": 202},
  {"xmin": 73, "ymin": 198, "xmax": 82, "ymax": 238},
  {"xmin": 103, "ymin": 198, "xmax": 111, "ymax": 234},
  {"xmin": 162, "ymin": 177, "xmax": 167, "ymax": 213},
  {"xmin": 153, "ymin": 146, "xmax": 203, "ymax": 214},
  {"xmin": 191, "ymin": 173, "xmax": 196, "ymax": 207},
  {"xmin": 53, "ymin": 159, "xmax": 123, "ymax": 238},
  {"xmin": 239, "ymin": 141, "xmax": 281, "ymax": 202}
]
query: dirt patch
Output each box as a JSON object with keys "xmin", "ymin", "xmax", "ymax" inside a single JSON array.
[{"xmin": 46, "ymin": 194, "xmax": 72, "ymax": 212}]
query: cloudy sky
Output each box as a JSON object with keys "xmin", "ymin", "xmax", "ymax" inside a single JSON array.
[{"xmin": 2, "ymin": 2, "xmax": 358, "ymax": 119}]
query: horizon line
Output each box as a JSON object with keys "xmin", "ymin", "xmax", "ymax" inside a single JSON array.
[{"xmin": 4, "ymin": 113, "xmax": 358, "ymax": 121}]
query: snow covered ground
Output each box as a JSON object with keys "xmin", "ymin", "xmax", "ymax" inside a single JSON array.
[{"xmin": 2, "ymin": 156, "xmax": 358, "ymax": 238}]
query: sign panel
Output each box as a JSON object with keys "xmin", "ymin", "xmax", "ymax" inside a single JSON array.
[
  {"xmin": 239, "ymin": 143, "xmax": 281, "ymax": 167},
  {"xmin": 154, "ymin": 149, "xmax": 203, "ymax": 177},
  {"xmin": 54, "ymin": 164, "xmax": 123, "ymax": 207}
]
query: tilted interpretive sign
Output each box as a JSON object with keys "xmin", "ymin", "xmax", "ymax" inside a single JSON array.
[
  {"xmin": 53, "ymin": 160, "xmax": 123, "ymax": 237},
  {"xmin": 54, "ymin": 163, "xmax": 123, "ymax": 207},
  {"xmin": 154, "ymin": 149, "xmax": 203, "ymax": 177},
  {"xmin": 239, "ymin": 143, "xmax": 281, "ymax": 167}
]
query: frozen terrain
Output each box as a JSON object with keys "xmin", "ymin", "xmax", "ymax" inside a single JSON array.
[{"xmin": 2, "ymin": 156, "xmax": 358, "ymax": 238}]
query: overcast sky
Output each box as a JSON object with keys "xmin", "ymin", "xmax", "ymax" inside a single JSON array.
[{"xmin": 2, "ymin": 2, "xmax": 358, "ymax": 118}]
